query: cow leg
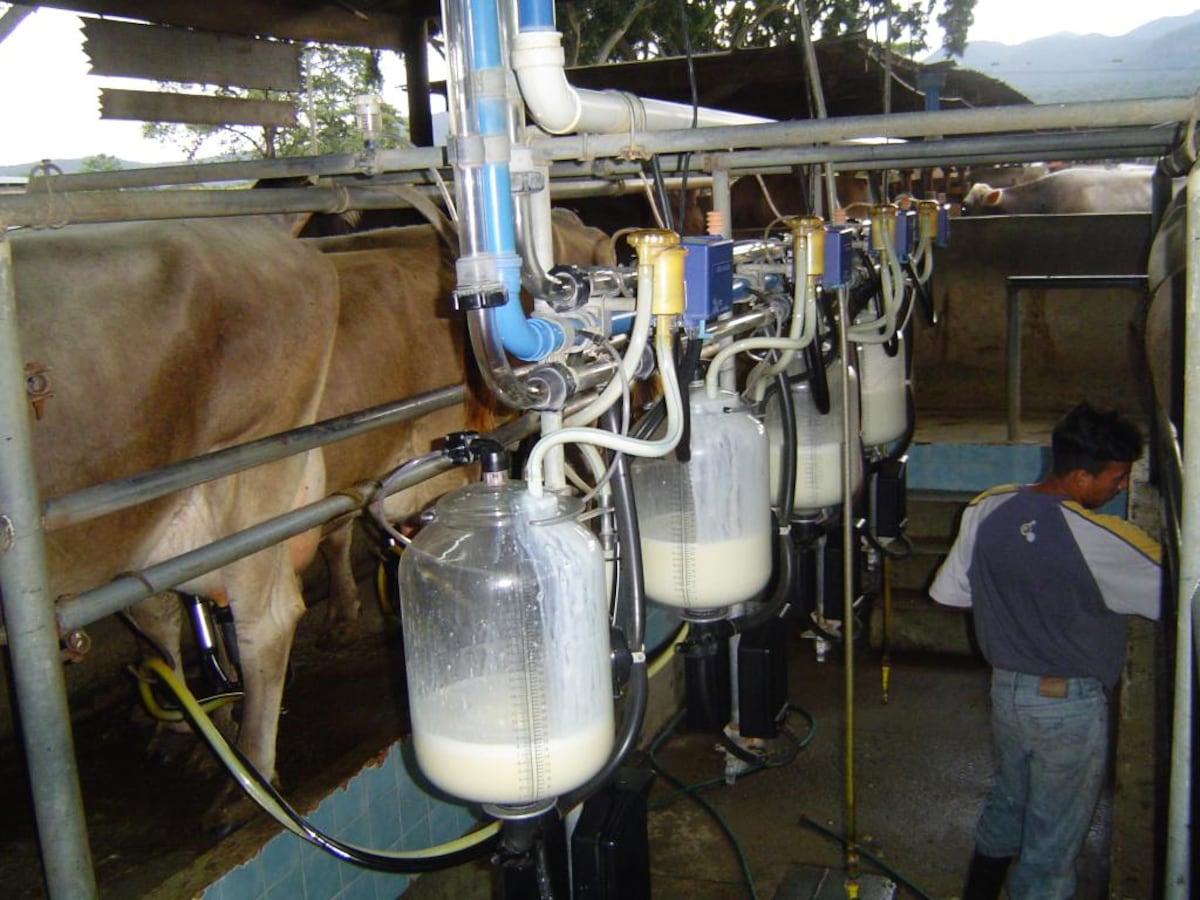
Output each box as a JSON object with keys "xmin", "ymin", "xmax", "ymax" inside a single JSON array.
[
  {"xmin": 320, "ymin": 521, "xmax": 363, "ymax": 648},
  {"xmin": 126, "ymin": 591, "xmax": 235, "ymax": 769},
  {"xmin": 202, "ymin": 548, "xmax": 306, "ymax": 836}
]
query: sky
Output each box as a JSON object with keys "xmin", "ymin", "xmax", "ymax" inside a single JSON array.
[{"xmin": 0, "ymin": 0, "xmax": 1197, "ymax": 168}]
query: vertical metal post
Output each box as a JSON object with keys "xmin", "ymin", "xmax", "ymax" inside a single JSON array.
[
  {"xmin": 0, "ymin": 230, "xmax": 96, "ymax": 898},
  {"xmin": 1006, "ymin": 282, "xmax": 1022, "ymax": 442},
  {"xmin": 1164, "ymin": 159, "xmax": 1200, "ymax": 899},
  {"xmin": 712, "ymin": 166, "xmax": 731, "ymax": 239}
]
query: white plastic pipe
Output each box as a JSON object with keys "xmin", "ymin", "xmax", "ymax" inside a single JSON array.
[{"xmin": 511, "ymin": 31, "xmax": 771, "ymax": 136}]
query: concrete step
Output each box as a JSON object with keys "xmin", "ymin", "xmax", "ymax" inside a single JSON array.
[{"xmin": 868, "ymin": 588, "xmax": 979, "ymax": 657}]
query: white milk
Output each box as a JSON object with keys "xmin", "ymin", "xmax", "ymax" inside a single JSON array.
[
  {"xmin": 860, "ymin": 385, "xmax": 907, "ymax": 446},
  {"xmin": 769, "ymin": 441, "xmax": 862, "ymax": 513},
  {"xmin": 414, "ymin": 715, "xmax": 613, "ymax": 805},
  {"xmin": 641, "ymin": 530, "xmax": 772, "ymax": 609}
]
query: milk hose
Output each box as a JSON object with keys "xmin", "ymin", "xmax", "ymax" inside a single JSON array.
[
  {"xmin": 121, "ymin": 610, "xmax": 243, "ymax": 723},
  {"xmin": 140, "ymin": 657, "xmax": 501, "ymax": 871},
  {"xmin": 556, "ymin": 403, "xmax": 648, "ymax": 814}
]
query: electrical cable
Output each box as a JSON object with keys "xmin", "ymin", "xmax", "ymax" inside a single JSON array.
[{"xmin": 141, "ymin": 657, "xmax": 502, "ymax": 870}]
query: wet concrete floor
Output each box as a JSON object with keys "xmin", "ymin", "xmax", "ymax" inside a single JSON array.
[{"xmin": 407, "ymin": 628, "xmax": 1114, "ymax": 900}]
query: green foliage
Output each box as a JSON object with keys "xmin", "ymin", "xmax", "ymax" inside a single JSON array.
[
  {"xmin": 559, "ymin": 0, "xmax": 977, "ymax": 65},
  {"xmin": 80, "ymin": 153, "xmax": 123, "ymax": 172},
  {"xmin": 142, "ymin": 44, "xmax": 408, "ymax": 161}
]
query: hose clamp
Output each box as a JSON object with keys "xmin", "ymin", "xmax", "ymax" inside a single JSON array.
[{"xmin": 451, "ymin": 285, "xmax": 507, "ymax": 312}]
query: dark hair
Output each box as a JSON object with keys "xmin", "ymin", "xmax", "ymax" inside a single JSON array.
[{"xmin": 1051, "ymin": 402, "xmax": 1143, "ymax": 476}]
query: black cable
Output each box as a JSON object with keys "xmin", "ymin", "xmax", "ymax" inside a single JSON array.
[
  {"xmin": 674, "ymin": 0, "xmax": 699, "ymax": 234},
  {"xmin": 648, "ymin": 156, "xmax": 675, "ymax": 232}
]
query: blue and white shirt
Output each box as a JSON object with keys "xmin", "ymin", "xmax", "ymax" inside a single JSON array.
[{"xmin": 930, "ymin": 485, "xmax": 1162, "ymax": 688}]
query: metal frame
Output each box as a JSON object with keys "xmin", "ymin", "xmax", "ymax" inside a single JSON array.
[{"xmin": 0, "ymin": 95, "xmax": 1197, "ymax": 898}]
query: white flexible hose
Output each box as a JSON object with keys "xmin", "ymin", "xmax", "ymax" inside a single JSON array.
[
  {"xmin": 705, "ymin": 336, "xmax": 814, "ymax": 400},
  {"xmin": 565, "ymin": 258, "xmax": 654, "ymax": 427},
  {"xmin": 528, "ymin": 323, "xmax": 682, "ymax": 496}
]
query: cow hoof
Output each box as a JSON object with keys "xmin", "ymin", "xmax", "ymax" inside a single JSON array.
[
  {"xmin": 318, "ymin": 617, "xmax": 362, "ymax": 650},
  {"xmin": 203, "ymin": 786, "xmax": 262, "ymax": 837},
  {"xmin": 145, "ymin": 728, "xmax": 196, "ymax": 767}
]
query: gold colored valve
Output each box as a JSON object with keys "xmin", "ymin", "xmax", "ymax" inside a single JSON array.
[
  {"xmin": 625, "ymin": 228, "xmax": 680, "ymax": 264},
  {"xmin": 916, "ymin": 199, "xmax": 940, "ymax": 240},
  {"xmin": 871, "ymin": 203, "xmax": 899, "ymax": 253},
  {"xmin": 784, "ymin": 215, "xmax": 825, "ymax": 279},
  {"xmin": 651, "ymin": 246, "xmax": 686, "ymax": 315}
]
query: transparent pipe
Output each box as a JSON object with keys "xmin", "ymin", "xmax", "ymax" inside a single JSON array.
[{"xmin": 445, "ymin": 0, "xmax": 562, "ymax": 362}]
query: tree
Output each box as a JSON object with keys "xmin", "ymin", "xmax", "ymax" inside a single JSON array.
[
  {"xmin": 558, "ymin": 0, "xmax": 977, "ymax": 67},
  {"xmin": 80, "ymin": 153, "xmax": 123, "ymax": 172},
  {"xmin": 143, "ymin": 44, "xmax": 409, "ymax": 161}
]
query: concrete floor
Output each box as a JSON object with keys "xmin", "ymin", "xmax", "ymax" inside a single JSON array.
[{"xmin": 406, "ymin": 628, "xmax": 1116, "ymax": 900}]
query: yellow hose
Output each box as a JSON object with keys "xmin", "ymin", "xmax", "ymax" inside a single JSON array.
[
  {"xmin": 140, "ymin": 657, "xmax": 501, "ymax": 857},
  {"xmin": 646, "ymin": 622, "xmax": 689, "ymax": 679}
]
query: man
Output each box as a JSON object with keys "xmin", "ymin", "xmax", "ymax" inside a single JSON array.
[{"xmin": 930, "ymin": 402, "xmax": 1162, "ymax": 899}]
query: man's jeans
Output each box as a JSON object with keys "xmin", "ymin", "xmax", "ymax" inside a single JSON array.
[{"xmin": 975, "ymin": 668, "xmax": 1109, "ymax": 900}]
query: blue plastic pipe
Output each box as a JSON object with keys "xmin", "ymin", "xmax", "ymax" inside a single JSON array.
[
  {"xmin": 462, "ymin": 0, "xmax": 563, "ymax": 361},
  {"xmin": 516, "ymin": 0, "xmax": 555, "ymax": 30}
]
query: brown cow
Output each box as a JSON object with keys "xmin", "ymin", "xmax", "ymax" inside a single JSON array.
[
  {"xmin": 11, "ymin": 217, "xmax": 341, "ymax": 833},
  {"xmin": 308, "ymin": 209, "xmax": 616, "ymax": 642}
]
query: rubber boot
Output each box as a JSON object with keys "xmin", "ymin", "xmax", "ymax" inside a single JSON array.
[{"xmin": 963, "ymin": 850, "xmax": 1013, "ymax": 900}]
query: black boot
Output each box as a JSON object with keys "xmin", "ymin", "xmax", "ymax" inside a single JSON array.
[{"xmin": 963, "ymin": 849, "xmax": 1013, "ymax": 900}]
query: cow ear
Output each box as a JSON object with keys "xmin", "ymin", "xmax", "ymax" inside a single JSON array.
[{"xmin": 984, "ymin": 189, "xmax": 1003, "ymax": 207}]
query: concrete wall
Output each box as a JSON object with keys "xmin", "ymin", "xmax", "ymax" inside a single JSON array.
[{"xmin": 913, "ymin": 214, "xmax": 1154, "ymax": 418}]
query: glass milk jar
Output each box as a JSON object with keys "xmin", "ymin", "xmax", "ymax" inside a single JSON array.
[
  {"xmin": 633, "ymin": 386, "xmax": 773, "ymax": 613},
  {"xmin": 766, "ymin": 361, "xmax": 863, "ymax": 516},
  {"xmin": 397, "ymin": 480, "xmax": 613, "ymax": 808}
]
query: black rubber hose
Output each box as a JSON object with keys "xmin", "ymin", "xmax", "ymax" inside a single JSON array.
[
  {"xmin": 648, "ymin": 156, "xmax": 675, "ymax": 232},
  {"xmin": 905, "ymin": 256, "xmax": 936, "ymax": 327},
  {"xmin": 674, "ymin": 335, "xmax": 704, "ymax": 463},
  {"xmin": 772, "ymin": 370, "xmax": 797, "ymax": 519},
  {"xmin": 556, "ymin": 406, "xmax": 648, "ymax": 813},
  {"xmin": 803, "ymin": 338, "xmax": 831, "ymax": 415}
]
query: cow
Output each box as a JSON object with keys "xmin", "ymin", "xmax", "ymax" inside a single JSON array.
[
  {"xmin": 308, "ymin": 207, "xmax": 617, "ymax": 644},
  {"xmin": 962, "ymin": 167, "xmax": 1154, "ymax": 215},
  {"xmin": 11, "ymin": 217, "xmax": 341, "ymax": 834},
  {"xmin": 13, "ymin": 207, "xmax": 616, "ymax": 835}
]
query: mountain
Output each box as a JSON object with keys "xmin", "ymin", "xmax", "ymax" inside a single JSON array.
[
  {"xmin": 927, "ymin": 11, "xmax": 1200, "ymax": 103},
  {"xmin": 0, "ymin": 158, "xmax": 171, "ymax": 179}
]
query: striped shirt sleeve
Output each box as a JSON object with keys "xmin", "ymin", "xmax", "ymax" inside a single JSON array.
[
  {"xmin": 930, "ymin": 486, "xmax": 1019, "ymax": 609},
  {"xmin": 1061, "ymin": 502, "xmax": 1163, "ymax": 620}
]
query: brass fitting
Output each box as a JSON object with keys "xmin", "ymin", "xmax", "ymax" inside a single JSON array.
[
  {"xmin": 625, "ymin": 228, "xmax": 680, "ymax": 265},
  {"xmin": 916, "ymin": 199, "xmax": 940, "ymax": 241},
  {"xmin": 870, "ymin": 203, "xmax": 899, "ymax": 253},
  {"xmin": 784, "ymin": 215, "xmax": 825, "ymax": 280},
  {"xmin": 651, "ymin": 246, "xmax": 686, "ymax": 316}
]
